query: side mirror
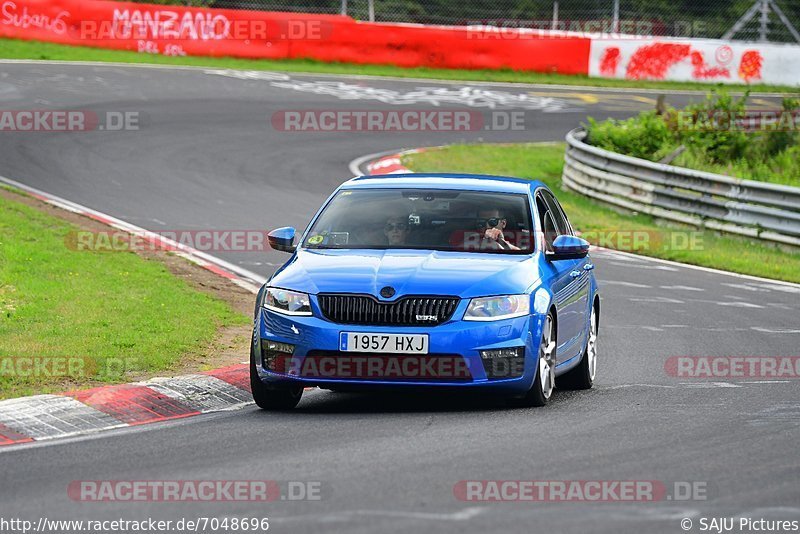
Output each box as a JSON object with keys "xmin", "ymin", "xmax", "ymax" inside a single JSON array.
[
  {"xmin": 268, "ymin": 227, "xmax": 297, "ymax": 253},
  {"xmin": 549, "ymin": 235, "xmax": 590, "ymax": 260}
]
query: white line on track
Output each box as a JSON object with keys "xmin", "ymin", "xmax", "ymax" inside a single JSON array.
[
  {"xmin": 716, "ymin": 301, "xmax": 765, "ymax": 308},
  {"xmin": 602, "ymin": 248, "xmax": 800, "ymax": 289},
  {"xmin": 628, "ymin": 296, "xmax": 685, "ymax": 304},
  {"xmin": 659, "ymin": 285, "xmax": 705, "ymax": 292},
  {"xmin": 752, "ymin": 327, "xmax": 800, "ymax": 334},
  {"xmin": 607, "ymin": 261, "xmax": 680, "ymax": 271},
  {"xmin": 722, "ymin": 282, "xmax": 771, "ymax": 292},
  {"xmin": 601, "ymin": 280, "xmax": 652, "ymax": 288},
  {"xmin": 269, "ymin": 507, "xmax": 486, "ymax": 524},
  {"xmin": 2, "ymin": 59, "xmax": 795, "ymax": 96}
]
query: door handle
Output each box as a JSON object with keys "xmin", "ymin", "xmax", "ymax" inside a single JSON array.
[
  {"xmin": 569, "ymin": 270, "xmax": 582, "ymax": 279},
  {"xmin": 584, "ymin": 263, "xmax": 595, "ymax": 271}
]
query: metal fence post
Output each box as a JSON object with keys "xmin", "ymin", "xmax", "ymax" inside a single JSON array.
[
  {"xmin": 760, "ymin": 0, "xmax": 770, "ymax": 41},
  {"xmin": 552, "ymin": 1, "xmax": 559, "ymax": 31}
]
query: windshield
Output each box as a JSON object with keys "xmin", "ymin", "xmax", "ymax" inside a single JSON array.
[{"xmin": 302, "ymin": 188, "xmax": 534, "ymax": 253}]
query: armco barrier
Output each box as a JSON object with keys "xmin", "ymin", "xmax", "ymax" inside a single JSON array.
[
  {"xmin": 0, "ymin": 0, "xmax": 589, "ymax": 74},
  {"xmin": 562, "ymin": 128, "xmax": 800, "ymax": 247}
]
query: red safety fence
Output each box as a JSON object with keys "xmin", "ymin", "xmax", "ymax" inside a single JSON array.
[
  {"xmin": 0, "ymin": 0, "xmax": 591, "ymax": 74},
  {"xmin": 588, "ymin": 37, "xmax": 800, "ymax": 85}
]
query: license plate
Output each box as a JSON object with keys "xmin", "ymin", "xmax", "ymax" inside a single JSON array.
[{"xmin": 340, "ymin": 333, "xmax": 429, "ymax": 354}]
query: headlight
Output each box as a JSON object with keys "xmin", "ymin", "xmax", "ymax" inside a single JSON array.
[
  {"xmin": 464, "ymin": 295, "xmax": 530, "ymax": 321},
  {"xmin": 262, "ymin": 287, "xmax": 312, "ymax": 316}
]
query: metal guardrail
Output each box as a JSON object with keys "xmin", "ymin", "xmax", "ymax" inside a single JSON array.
[{"xmin": 562, "ymin": 128, "xmax": 800, "ymax": 247}]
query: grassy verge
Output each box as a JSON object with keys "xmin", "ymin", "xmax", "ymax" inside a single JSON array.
[
  {"xmin": 403, "ymin": 143, "xmax": 800, "ymax": 283},
  {"xmin": 1, "ymin": 37, "xmax": 799, "ymax": 94},
  {"xmin": 0, "ymin": 192, "xmax": 248, "ymax": 399}
]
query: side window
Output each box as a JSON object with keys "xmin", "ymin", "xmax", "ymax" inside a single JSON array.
[
  {"xmin": 535, "ymin": 193, "xmax": 557, "ymax": 253},
  {"xmin": 552, "ymin": 196, "xmax": 575, "ymax": 236},
  {"xmin": 542, "ymin": 191, "xmax": 572, "ymax": 237}
]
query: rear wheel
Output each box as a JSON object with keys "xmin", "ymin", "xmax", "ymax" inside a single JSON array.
[
  {"xmin": 558, "ymin": 305, "xmax": 597, "ymax": 390},
  {"xmin": 250, "ymin": 343, "xmax": 303, "ymax": 410},
  {"xmin": 513, "ymin": 311, "xmax": 556, "ymax": 407}
]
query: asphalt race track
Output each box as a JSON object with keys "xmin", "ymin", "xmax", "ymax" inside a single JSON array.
[{"xmin": 1, "ymin": 62, "xmax": 799, "ymax": 533}]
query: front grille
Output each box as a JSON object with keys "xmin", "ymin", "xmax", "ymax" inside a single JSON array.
[{"xmin": 317, "ymin": 294, "xmax": 459, "ymax": 326}]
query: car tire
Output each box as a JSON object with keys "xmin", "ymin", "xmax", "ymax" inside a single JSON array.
[
  {"xmin": 250, "ymin": 343, "xmax": 303, "ymax": 410},
  {"xmin": 558, "ymin": 304, "xmax": 597, "ymax": 390},
  {"xmin": 512, "ymin": 311, "xmax": 556, "ymax": 407}
]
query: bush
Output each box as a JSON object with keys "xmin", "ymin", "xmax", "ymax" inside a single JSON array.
[
  {"xmin": 586, "ymin": 112, "xmax": 678, "ymax": 160},
  {"xmin": 679, "ymin": 90, "xmax": 751, "ymax": 164},
  {"xmin": 586, "ymin": 89, "xmax": 800, "ymax": 186}
]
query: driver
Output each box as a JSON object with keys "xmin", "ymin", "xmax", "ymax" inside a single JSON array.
[
  {"xmin": 476, "ymin": 209, "xmax": 519, "ymax": 251},
  {"xmin": 384, "ymin": 215, "xmax": 409, "ymax": 246}
]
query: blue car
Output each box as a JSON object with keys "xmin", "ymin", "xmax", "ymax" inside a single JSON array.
[{"xmin": 251, "ymin": 173, "xmax": 599, "ymax": 409}]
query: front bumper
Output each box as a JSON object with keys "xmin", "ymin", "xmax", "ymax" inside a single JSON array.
[{"xmin": 254, "ymin": 300, "xmax": 546, "ymax": 394}]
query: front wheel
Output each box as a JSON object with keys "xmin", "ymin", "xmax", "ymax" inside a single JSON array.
[
  {"xmin": 512, "ymin": 311, "xmax": 556, "ymax": 407},
  {"xmin": 558, "ymin": 305, "xmax": 597, "ymax": 390},
  {"xmin": 250, "ymin": 344, "xmax": 303, "ymax": 410}
]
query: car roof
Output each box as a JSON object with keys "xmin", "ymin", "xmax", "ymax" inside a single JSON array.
[{"xmin": 344, "ymin": 173, "xmax": 546, "ymax": 194}]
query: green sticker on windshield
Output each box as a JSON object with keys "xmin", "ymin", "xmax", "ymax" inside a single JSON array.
[{"xmin": 308, "ymin": 235, "xmax": 324, "ymax": 245}]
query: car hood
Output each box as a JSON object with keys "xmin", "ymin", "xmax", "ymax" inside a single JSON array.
[{"xmin": 269, "ymin": 249, "xmax": 541, "ymax": 299}]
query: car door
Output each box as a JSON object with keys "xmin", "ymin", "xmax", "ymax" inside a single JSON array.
[
  {"xmin": 542, "ymin": 191, "xmax": 591, "ymax": 362},
  {"xmin": 535, "ymin": 191, "xmax": 578, "ymax": 364}
]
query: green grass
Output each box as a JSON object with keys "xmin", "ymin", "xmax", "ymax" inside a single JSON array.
[
  {"xmin": 0, "ymin": 193, "xmax": 248, "ymax": 399},
  {"xmin": 404, "ymin": 143, "xmax": 800, "ymax": 283},
  {"xmin": 670, "ymin": 146, "xmax": 800, "ymax": 187},
  {"xmin": 2, "ymin": 37, "xmax": 799, "ymax": 94}
]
